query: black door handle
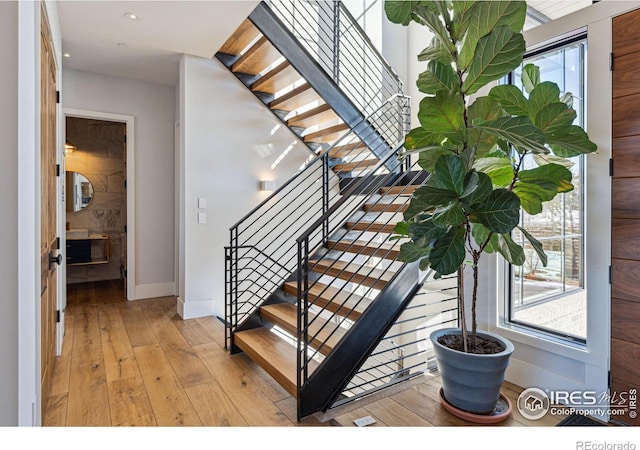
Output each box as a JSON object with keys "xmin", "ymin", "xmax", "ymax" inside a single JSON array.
[{"xmin": 49, "ymin": 252, "xmax": 63, "ymax": 269}]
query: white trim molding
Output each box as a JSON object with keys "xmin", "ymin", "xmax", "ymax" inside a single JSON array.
[{"xmin": 62, "ymin": 108, "xmax": 136, "ymax": 300}]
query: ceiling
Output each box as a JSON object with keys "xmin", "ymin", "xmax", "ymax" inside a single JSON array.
[
  {"xmin": 56, "ymin": 0, "xmax": 594, "ymax": 87},
  {"xmin": 57, "ymin": 1, "xmax": 258, "ymax": 86}
]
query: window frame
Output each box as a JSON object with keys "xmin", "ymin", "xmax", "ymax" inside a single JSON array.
[{"xmin": 503, "ymin": 32, "xmax": 589, "ymax": 346}]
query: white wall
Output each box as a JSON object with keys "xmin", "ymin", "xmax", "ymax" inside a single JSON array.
[
  {"xmin": 62, "ymin": 69, "xmax": 176, "ymax": 300},
  {"xmin": 178, "ymin": 54, "xmax": 316, "ymax": 319},
  {"xmin": 0, "ymin": 0, "xmax": 19, "ymax": 427}
]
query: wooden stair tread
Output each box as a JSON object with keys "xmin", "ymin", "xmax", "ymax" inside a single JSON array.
[
  {"xmin": 232, "ymin": 36, "xmax": 282, "ymax": 76},
  {"xmin": 327, "ymin": 239, "xmax": 400, "ymax": 260},
  {"xmin": 283, "ymin": 281, "xmax": 368, "ymax": 320},
  {"xmin": 310, "ymin": 258, "xmax": 395, "ymax": 290},
  {"xmin": 363, "ymin": 202, "xmax": 409, "ymax": 213},
  {"xmin": 328, "ymin": 141, "xmax": 368, "ymax": 158},
  {"xmin": 346, "ymin": 220, "xmax": 395, "ymax": 234},
  {"xmin": 269, "ymin": 84, "xmax": 319, "ymax": 111},
  {"xmin": 379, "ymin": 185, "xmax": 421, "ymax": 196},
  {"xmin": 260, "ymin": 303, "xmax": 345, "ymax": 355},
  {"xmin": 218, "ymin": 19, "xmax": 261, "ymax": 56},
  {"xmin": 287, "ymin": 104, "xmax": 338, "ymax": 128},
  {"xmin": 303, "ymin": 122, "xmax": 349, "ymax": 144},
  {"xmin": 234, "ymin": 327, "xmax": 300, "ymax": 398},
  {"xmin": 333, "ymin": 159, "xmax": 379, "ymax": 173},
  {"xmin": 251, "ymin": 61, "xmax": 302, "ymax": 94}
]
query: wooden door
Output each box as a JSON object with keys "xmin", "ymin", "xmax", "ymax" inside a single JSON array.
[
  {"xmin": 611, "ymin": 7, "xmax": 640, "ymax": 426},
  {"xmin": 40, "ymin": 10, "xmax": 59, "ymax": 410}
]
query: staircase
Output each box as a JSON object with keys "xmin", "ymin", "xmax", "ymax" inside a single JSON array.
[
  {"xmin": 222, "ymin": 0, "xmax": 458, "ymax": 421},
  {"xmin": 215, "ymin": 1, "xmax": 403, "ymax": 178}
]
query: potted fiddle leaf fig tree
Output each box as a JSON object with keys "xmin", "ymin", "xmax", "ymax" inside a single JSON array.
[{"xmin": 384, "ymin": 0, "xmax": 596, "ymax": 417}]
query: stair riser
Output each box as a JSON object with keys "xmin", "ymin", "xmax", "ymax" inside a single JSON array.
[{"xmin": 282, "ymin": 284, "xmax": 364, "ymax": 320}]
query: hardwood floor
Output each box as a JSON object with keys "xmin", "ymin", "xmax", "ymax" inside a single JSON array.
[{"xmin": 44, "ymin": 280, "xmax": 565, "ymax": 427}]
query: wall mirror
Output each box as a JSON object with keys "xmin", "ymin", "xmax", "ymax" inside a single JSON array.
[{"xmin": 65, "ymin": 171, "xmax": 94, "ymax": 212}]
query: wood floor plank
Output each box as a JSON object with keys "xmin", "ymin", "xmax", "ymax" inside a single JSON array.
[
  {"xmin": 107, "ymin": 376, "xmax": 157, "ymax": 426},
  {"xmin": 185, "ymin": 382, "xmax": 248, "ymax": 426},
  {"xmin": 172, "ymin": 314, "xmax": 218, "ymax": 347},
  {"xmin": 147, "ymin": 307, "xmax": 215, "ymax": 389},
  {"xmin": 364, "ymin": 396, "xmax": 433, "ymax": 427},
  {"xmin": 231, "ymin": 352, "xmax": 291, "ymax": 403},
  {"xmin": 43, "ymin": 393, "xmax": 68, "ymax": 426},
  {"xmin": 119, "ymin": 302, "xmax": 157, "ymax": 347},
  {"xmin": 66, "ymin": 300, "xmax": 111, "ymax": 426},
  {"xmin": 133, "ymin": 344, "xmax": 202, "ymax": 426},
  {"xmin": 193, "ymin": 342, "xmax": 294, "ymax": 426},
  {"xmin": 98, "ymin": 304, "xmax": 140, "ymax": 382}
]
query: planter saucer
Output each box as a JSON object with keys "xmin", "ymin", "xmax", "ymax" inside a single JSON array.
[{"xmin": 438, "ymin": 387, "xmax": 512, "ymax": 424}]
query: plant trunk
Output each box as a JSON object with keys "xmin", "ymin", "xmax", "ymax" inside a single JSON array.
[
  {"xmin": 471, "ymin": 255, "xmax": 480, "ymax": 349},
  {"xmin": 458, "ymin": 266, "xmax": 468, "ymax": 352}
]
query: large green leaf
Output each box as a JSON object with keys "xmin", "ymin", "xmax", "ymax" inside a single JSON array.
[
  {"xmin": 408, "ymin": 219, "xmax": 448, "ymax": 247},
  {"xmin": 462, "ymin": 171, "xmax": 493, "ymax": 207},
  {"xmin": 470, "ymin": 188, "xmax": 521, "ymax": 234},
  {"xmin": 513, "ymin": 163, "xmax": 573, "ymax": 214},
  {"xmin": 471, "ymin": 223, "xmax": 497, "ymax": 252},
  {"xmin": 384, "ymin": 1, "xmax": 422, "ymax": 25},
  {"xmin": 528, "ymin": 81, "xmax": 561, "ymax": 118},
  {"xmin": 495, "ymin": 234, "xmax": 525, "ymax": 265},
  {"xmin": 398, "ymin": 241, "xmax": 431, "ymax": 263},
  {"xmin": 457, "ymin": 1, "xmax": 527, "ymax": 70},
  {"xmin": 404, "ymin": 127, "xmax": 444, "ymax": 150},
  {"xmin": 404, "ymin": 186, "xmax": 458, "ymax": 220},
  {"xmin": 418, "ymin": 36, "xmax": 455, "ymax": 65},
  {"xmin": 473, "ymin": 157, "xmax": 515, "ymax": 187},
  {"xmin": 412, "ymin": 5, "xmax": 455, "ymax": 53},
  {"xmin": 428, "ymin": 154, "xmax": 466, "ymax": 195},
  {"xmin": 547, "ymin": 125, "xmax": 598, "ymax": 157},
  {"xmin": 417, "ymin": 60, "xmax": 460, "ymax": 94},
  {"xmin": 474, "ymin": 116, "xmax": 548, "ymax": 154},
  {"xmin": 534, "ymin": 102, "xmax": 577, "ymax": 134},
  {"xmin": 429, "ymin": 226, "xmax": 467, "ymax": 275},
  {"xmin": 432, "ymin": 202, "xmax": 466, "ymax": 228},
  {"xmin": 517, "ymin": 226, "xmax": 548, "ymax": 267},
  {"xmin": 417, "ymin": 147, "xmax": 455, "ymax": 173},
  {"xmin": 489, "ymin": 84, "xmax": 529, "ymax": 116},
  {"xmin": 521, "ymin": 64, "xmax": 540, "ymax": 94},
  {"xmin": 393, "ymin": 221, "xmax": 410, "ymax": 236},
  {"xmin": 451, "ymin": 0, "xmax": 477, "ymax": 41},
  {"xmin": 417, "ymin": 91, "xmax": 466, "ymax": 143},
  {"xmin": 462, "ymin": 26, "xmax": 525, "ymax": 95},
  {"xmin": 468, "ymin": 97, "xmax": 507, "ymax": 156}
]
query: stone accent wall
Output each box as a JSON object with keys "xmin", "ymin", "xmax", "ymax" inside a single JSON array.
[{"xmin": 65, "ymin": 117, "xmax": 126, "ymax": 284}]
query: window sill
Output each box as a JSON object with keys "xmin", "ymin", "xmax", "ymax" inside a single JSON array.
[{"xmin": 489, "ymin": 322, "xmax": 605, "ymax": 366}]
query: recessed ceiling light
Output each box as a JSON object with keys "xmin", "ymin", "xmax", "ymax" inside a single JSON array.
[
  {"xmin": 63, "ymin": 52, "xmax": 71, "ymax": 58},
  {"xmin": 124, "ymin": 12, "xmax": 137, "ymax": 20}
]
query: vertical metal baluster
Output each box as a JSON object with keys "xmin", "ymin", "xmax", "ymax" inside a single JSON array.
[
  {"xmin": 332, "ymin": 1, "xmax": 340, "ymax": 85},
  {"xmin": 322, "ymin": 152, "xmax": 329, "ymax": 243}
]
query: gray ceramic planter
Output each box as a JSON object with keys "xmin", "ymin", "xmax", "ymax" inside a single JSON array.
[{"xmin": 430, "ymin": 327, "xmax": 514, "ymax": 414}]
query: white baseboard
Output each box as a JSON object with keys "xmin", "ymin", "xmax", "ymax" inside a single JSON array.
[
  {"xmin": 133, "ymin": 282, "xmax": 176, "ymax": 300},
  {"xmin": 177, "ymin": 296, "xmax": 215, "ymax": 319}
]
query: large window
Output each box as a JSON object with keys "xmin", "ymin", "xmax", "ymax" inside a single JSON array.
[{"xmin": 508, "ymin": 38, "xmax": 587, "ymax": 342}]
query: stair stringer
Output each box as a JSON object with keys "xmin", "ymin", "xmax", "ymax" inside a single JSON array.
[
  {"xmin": 248, "ymin": 2, "xmax": 396, "ymax": 172},
  {"xmin": 297, "ymin": 260, "xmax": 422, "ymax": 420}
]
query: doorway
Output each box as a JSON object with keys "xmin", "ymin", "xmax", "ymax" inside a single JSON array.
[
  {"xmin": 64, "ymin": 117, "xmax": 127, "ymax": 292},
  {"xmin": 63, "ymin": 109, "xmax": 136, "ymax": 303}
]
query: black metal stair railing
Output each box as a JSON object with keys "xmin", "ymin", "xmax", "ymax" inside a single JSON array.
[
  {"xmin": 294, "ymin": 143, "xmax": 440, "ymax": 418},
  {"xmin": 225, "ymin": 95, "xmax": 409, "ymax": 350},
  {"xmin": 265, "ymin": 0, "xmax": 403, "ymax": 119}
]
